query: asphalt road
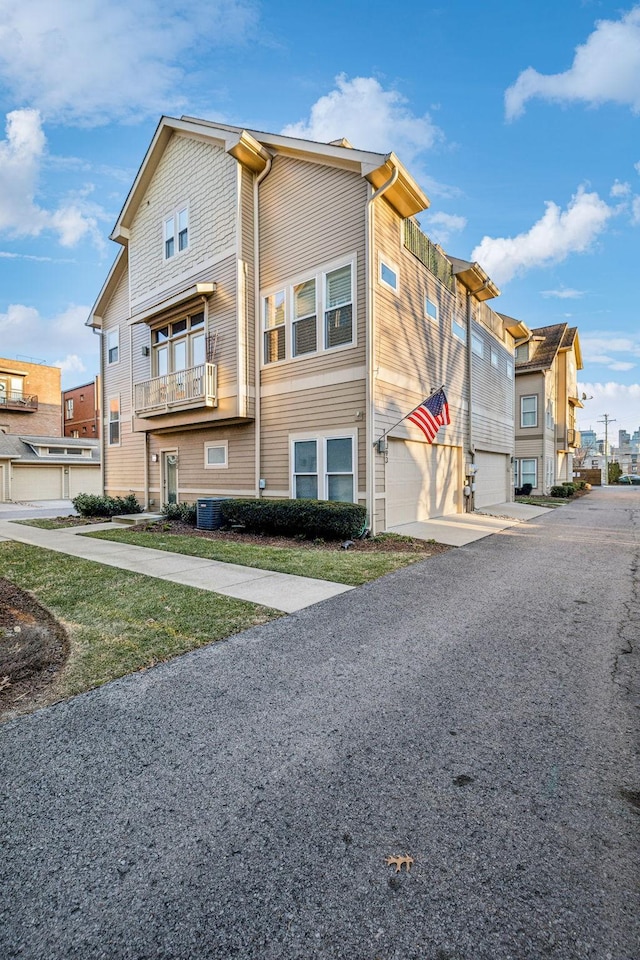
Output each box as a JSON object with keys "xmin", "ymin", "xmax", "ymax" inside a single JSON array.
[{"xmin": 1, "ymin": 487, "xmax": 639, "ymax": 960}]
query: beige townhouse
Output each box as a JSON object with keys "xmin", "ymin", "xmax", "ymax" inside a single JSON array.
[
  {"xmin": 89, "ymin": 116, "xmax": 521, "ymax": 532},
  {"xmin": 505, "ymin": 320, "xmax": 583, "ymax": 495}
]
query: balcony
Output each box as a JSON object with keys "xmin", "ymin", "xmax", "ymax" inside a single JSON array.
[
  {"xmin": 0, "ymin": 391, "xmax": 38, "ymax": 412},
  {"xmin": 134, "ymin": 363, "xmax": 217, "ymax": 416},
  {"xmin": 567, "ymin": 428, "xmax": 579, "ymax": 448}
]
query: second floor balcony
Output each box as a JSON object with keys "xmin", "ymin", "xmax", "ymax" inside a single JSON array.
[
  {"xmin": 0, "ymin": 391, "xmax": 38, "ymax": 412},
  {"xmin": 134, "ymin": 363, "xmax": 217, "ymax": 417}
]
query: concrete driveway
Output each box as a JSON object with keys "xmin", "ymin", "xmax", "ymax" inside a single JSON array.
[
  {"xmin": 1, "ymin": 487, "xmax": 638, "ymax": 959},
  {"xmin": 390, "ymin": 500, "xmax": 551, "ymax": 546}
]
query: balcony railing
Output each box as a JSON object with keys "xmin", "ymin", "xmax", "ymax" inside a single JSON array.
[
  {"xmin": 403, "ymin": 219, "xmax": 455, "ymax": 291},
  {"xmin": 134, "ymin": 363, "xmax": 217, "ymax": 416},
  {"xmin": 0, "ymin": 391, "xmax": 38, "ymax": 412}
]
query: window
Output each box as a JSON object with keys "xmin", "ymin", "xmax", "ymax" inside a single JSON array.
[
  {"xmin": 108, "ymin": 396, "xmax": 120, "ymax": 446},
  {"xmin": 471, "ymin": 334, "xmax": 484, "ymax": 358},
  {"xmin": 521, "ymin": 395, "xmax": 538, "ymax": 428},
  {"xmin": 153, "ymin": 311, "xmax": 205, "ymax": 376},
  {"xmin": 425, "ymin": 297, "xmax": 438, "ymax": 323},
  {"xmin": 490, "ymin": 348, "xmax": 499, "ymax": 368},
  {"xmin": 506, "ymin": 360, "xmax": 513, "ymax": 380},
  {"xmin": 515, "ymin": 343, "xmax": 529, "ymax": 362},
  {"xmin": 520, "ymin": 458, "xmax": 537, "ymax": 488},
  {"xmin": 204, "ymin": 441, "xmax": 228, "ymax": 469},
  {"xmin": 379, "ymin": 258, "xmax": 398, "ymax": 292},
  {"xmin": 292, "ymin": 434, "xmax": 355, "ymax": 503},
  {"xmin": 262, "ymin": 257, "xmax": 355, "ymax": 364},
  {"xmin": 65, "ymin": 398, "xmax": 74, "ymax": 419},
  {"xmin": 164, "ymin": 206, "xmax": 189, "ymax": 259},
  {"xmin": 107, "ymin": 328, "xmax": 119, "ymax": 365},
  {"xmin": 546, "ymin": 457, "xmax": 554, "ymax": 488},
  {"xmin": 71, "ymin": 430, "xmax": 79, "ymax": 438},
  {"xmin": 452, "ymin": 318, "xmax": 466, "ymax": 343},
  {"xmin": 546, "ymin": 400, "xmax": 554, "ymax": 430}
]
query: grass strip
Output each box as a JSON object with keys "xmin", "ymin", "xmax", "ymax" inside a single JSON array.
[
  {"xmin": 85, "ymin": 528, "xmax": 430, "ymax": 586},
  {"xmin": 0, "ymin": 542, "xmax": 281, "ymax": 700}
]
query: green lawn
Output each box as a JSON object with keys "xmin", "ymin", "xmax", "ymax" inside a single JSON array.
[
  {"xmin": 85, "ymin": 528, "xmax": 435, "ymax": 586},
  {"xmin": 0, "ymin": 542, "xmax": 281, "ymax": 702}
]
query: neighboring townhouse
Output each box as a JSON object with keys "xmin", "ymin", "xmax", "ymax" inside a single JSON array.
[
  {"xmin": 63, "ymin": 378, "xmax": 101, "ymax": 439},
  {"xmin": 506, "ymin": 320, "xmax": 583, "ymax": 495},
  {"xmin": 0, "ymin": 356, "xmax": 61, "ymax": 436},
  {"xmin": 89, "ymin": 115, "xmax": 519, "ymax": 532},
  {"xmin": 0, "ymin": 434, "xmax": 100, "ymax": 503}
]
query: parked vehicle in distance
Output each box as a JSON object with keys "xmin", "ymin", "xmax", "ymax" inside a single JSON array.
[{"xmin": 617, "ymin": 474, "xmax": 640, "ymax": 485}]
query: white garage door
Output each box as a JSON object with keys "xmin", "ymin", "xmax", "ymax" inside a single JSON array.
[
  {"xmin": 474, "ymin": 451, "xmax": 510, "ymax": 508},
  {"xmin": 0, "ymin": 464, "xmax": 5, "ymax": 501},
  {"xmin": 386, "ymin": 440, "xmax": 460, "ymax": 527},
  {"xmin": 69, "ymin": 467, "xmax": 101, "ymax": 498},
  {"xmin": 11, "ymin": 466, "xmax": 62, "ymax": 501}
]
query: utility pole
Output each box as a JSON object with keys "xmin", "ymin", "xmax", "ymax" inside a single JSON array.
[{"xmin": 597, "ymin": 414, "xmax": 616, "ymax": 485}]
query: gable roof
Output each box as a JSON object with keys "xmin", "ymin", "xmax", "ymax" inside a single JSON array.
[{"xmin": 109, "ymin": 115, "xmax": 430, "ymax": 246}]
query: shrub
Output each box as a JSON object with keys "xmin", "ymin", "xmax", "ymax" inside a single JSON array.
[
  {"xmin": 161, "ymin": 501, "xmax": 197, "ymax": 525},
  {"xmin": 550, "ymin": 485, "xmax": 569, "ymax": 498},
  {"xmin": 219, "ymin": 498, "xmax": 367, "ymax": 540},
  {"xmin": 562, "ymin": 482, "xmax": 576, "ymax": 496},
  {"xmin": 72, "ymin": 493, "xmax": 143, "ymax": 517}
]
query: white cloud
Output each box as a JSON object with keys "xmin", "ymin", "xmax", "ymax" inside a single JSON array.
[
  {"xmin": 635, "ymin": 161, "xmax": 640, "ymax": 174},
  {"xmin": 632, "ymin": 196, "xmax": 640, "ymax": 224},
  {"xmin": 577, "ymin": 381, "xmax": 640, "ymax": 434},
  {"xmin": 611, "ymin": 179, "xmax": 631, "ymax": 197},
  {"xmin": 422, "ymin": 211, "xmax": 467, "ymax": 246},
  {"xmin": 0, "ymin": 110, "xmax": 107, "ymax": 247},
  {"xmin": 505, "ymin": 7, "xmax": 640, "ymax": 120},
  {"xmin": 471, "ymin": 186, "xmax": 613, "ymax": 285},
  {"xmin": 581, "ymin": 334, "xmax": 640, "ymax": 370},
  {"xmin": 0, "ymin": 0, "xmax": 258, "ymax": 126},
  {"xmin": 0, "ymin": 303, "xmax": 97, "ymax": 386},
  {"xmin": 282, "ymin": 74, "xmax": 444, "ymax": 167},
  {"xmin": 540, "ymin": 287, "xmax": 584, "ymax": 299}
]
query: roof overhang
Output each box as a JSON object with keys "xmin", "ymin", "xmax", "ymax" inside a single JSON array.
[
  {"xmin": 87, "ymin": 247, "xmax": 127, "ymax": 328},
  {"xmin": 361, "ymin": 153, "xmax": 430, "ymax": 218},
  {"xmin": 568, "ymin": 396, "xmax": 584, "ymax": 409},
  {"xmin": 449, "ymin": 257, "xmax": 500, "ymax": 300},
  {"xmin": 129, "ymin": 282, "xmax": 217, "ymax": 326}
]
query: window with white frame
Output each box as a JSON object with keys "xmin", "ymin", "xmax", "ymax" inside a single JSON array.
[
  {"xmin": 164, "ymin": 206, "xmax": 189, "ymax": 259},
  {"xmin": 452, "ymin": 317, "xmax": 466, "ymax": 343},
  {"xmin": 471, "ymin": 334, "xmax": 484, "ymax": 358},
  {"xmin": 65, "ymin": 398, "xmax": 74, "ymax": 419},
  {"xmin": 107, "ymin": 328, "xmax": 119, "ymax": 365},
  {"xmin": 262, "ymin": 258, "xmax": 354, "ymax": 364},
  {"xmin": 204, "ymin": 441, "xmax": 228, "ymax": 469},
  {"xmin": 153, "ymin": 311, "xmax": 205, "ymax": 377},
  {"xmin": 108, "ymin": 396, "xmax": 120, "ymax": 445},
  {"xmin": 379, "ymin": 258, "xmax": 398, "ymax": 293},
  {"xmin": 521, "ymin": 395, "xmax": 538, "ymax": 428},
  {"xmin": 292, "ymin": 434, "xmax": 355, "ymax": 503},
  {"xmin": 520, "ymin": 458, "xmax": 537, "ymax": 488},
  {"xmin": 490, "ymin": 347, "xmax": 499, "ymax": 368},
  {"xmin": 546, "ymin": 457, "xmax": 554, "ymax": 488},
  {"xmin": 425, "ymin": 297, "xmax": 438, "ymax": 323},
  {"xmin": 546, "ymin": 399, "xmax": 554, "ymax": 430},
  {"xmin": 506, "ymin": 360, "xmax": 513, "ymax": 380}
]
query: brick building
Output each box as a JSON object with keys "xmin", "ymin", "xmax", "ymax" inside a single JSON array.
[
  {"xmin": 0, "ymin": 357, "xmax": 62, "ymax": 436},
  {"xmin": 62, "ymin": 378, "xmax": 100, "ymax": 439}
]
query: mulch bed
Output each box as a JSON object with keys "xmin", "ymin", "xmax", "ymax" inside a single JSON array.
[
  {"xmin": 0, "ymin": 578, "xmax": 69, "ymax": 721},
  {"xmin": 128, "ymin": 519, "xmax": 451, "ymax": 554}
]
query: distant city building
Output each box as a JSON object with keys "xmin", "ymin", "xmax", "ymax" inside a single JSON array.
[
  {"xmin": 618, "ymin": 429, "xmax": 631, "ymax": 450},
  {"xmin": 0, "ymin": 356, "xmax": 62, "ymax": 436},
  {"xmin": 580, "ymin": 429, "xmax": 597, "ymax": 453},
  {"xmin": 63, "ymin": 377, "xmax": 100, "ymax": 439}
]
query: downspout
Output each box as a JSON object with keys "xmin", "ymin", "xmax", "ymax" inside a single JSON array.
[
  {"xmin": 465, "ymin": 280, "xmax": 490, "ymax": 512},
  {"xmin": 92, "ymin": 325, "xmax": 106, "ymax": 497},
  {"xmin": 253, "ymin": 155, "xmax": 272, "ymax": 499},
  {"xmin": 366, "ymin": 163, "xmax": 399, "ymax": 535}
]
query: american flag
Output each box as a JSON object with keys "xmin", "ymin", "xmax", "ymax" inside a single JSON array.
[{"xmin": 407, "ymin": 388, "xmax": 451, "ymax": 443}]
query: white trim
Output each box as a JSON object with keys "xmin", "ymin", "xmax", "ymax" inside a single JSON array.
[
  {"xmin": 163, "ymin": 203, "xmax": 190, "ymax": 261},
  {"xmin": 425, "ymin": 296, "xmax": 439, "ymax": 323},
  {"xmin": 520, "ymin": 394, "xmax": 538, "ymax": 428},
  {"xmin": 289, "ymin": 430, "xmax": 357, "ymax": 502},
  {"xmin": 106, "ymin": 327, "xmax": 119, "ymax": 365},
  {"xmin": 204, "ymin": 440, "xmax": 228, "ymax": 469},
  {"xmin": 107, "ymin": 394, "xmax": 121, "ymax": 447},
  {"xmin": 452, "ymin": 317, "xmax": 466, "ymax": 343},
  {"xmin": 378, "ymin": 255, "xmax": 399, "ymax": 294}
]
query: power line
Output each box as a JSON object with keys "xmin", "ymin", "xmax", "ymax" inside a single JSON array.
[{"xmin": 597, "ymin": 414, "xmax": 617, "ymax": 484}]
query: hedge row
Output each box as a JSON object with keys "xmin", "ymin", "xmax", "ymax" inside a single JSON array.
[
  {"xmin": 219, "ymin": 498, "xmax": 367, "ymax": 540},
  {"xmin": 72, "ymin": 493, "xmax": 143, "ymax": 517}
]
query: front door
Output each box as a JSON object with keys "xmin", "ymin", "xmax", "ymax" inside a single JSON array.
[{"xmin": 163, "ymin": 451, "xmax": 178, "ymax": 504}]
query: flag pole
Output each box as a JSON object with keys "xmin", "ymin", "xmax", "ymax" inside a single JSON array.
[{"xmin": 374, "ymin": 384, "xmax": 445, "ymax": 447}]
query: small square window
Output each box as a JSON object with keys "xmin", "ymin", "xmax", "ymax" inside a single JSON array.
[
  {"xmin": 204, "ymin": 441, "xmax": 228, "ymax": 469},
  {"xmin": 379, "ymin": 259, "xmax": 398, "ymax": 292},
  {"xmin": 452, "ymin": 318, "xmax": 467, "ymax": 343},
  {"xmin": 490, "ymin": 348, "xmax": 499, "ymax": 368},
  {"xmin": 107, "ymin": 328, "xmax": 119, "ymax": 365},
  {"xmin": 425, "ymin": 297, "xmax": 438, "ymax": 322},
  {"xmin": 471, "ymin": 334, "xmax": 484, "ymax": 358}
]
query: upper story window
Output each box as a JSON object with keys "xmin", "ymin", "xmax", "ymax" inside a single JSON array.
[
  {"xmin": 490, "ymin": 347, "xmax": 499, "ymax": 368},
  {"xmin": 108, "ymin": 396, "xmax": 120, "ymax": 446},
  {"xmin": 452, "ymin": 317, "xmax": 466, "ymax": 343},
  {"xmin": 153, "ymin": 311, "xmax": 205, "ymax": 376},
  {"xmin": 425, "ymin": 297, "xmax": 438, "ymax": 323},
  {"xmin": 471, "ymin": 334, "xmax": 484, "ymax": 358},
  {"xmin": 65, "ymin": 398, "xmax": 74, "ymax": 419},
  {"xmin": 379, "ymin": 258, "xmax": 399, "ymax": 293},
  {"xmin": 506, "ymin": 360, "xmax": 513, "ymax": 380},
  {"xmin": 262, "ymin": 257, "xmax": 355, "ymax": 365},
  {"xmin": 107, "ymin": 328, "xmax": 119, "ymax": 365},
  {"xmin": 515, "ymin": 343, "xmax": 529, "ymax": 362},
  {"xmin": 164, "ymin": 206, "xmax": 189, "ymax": 260},
  {"xmin": 521, "ymin": 395, "xmax": 538, "ymax": 428}
]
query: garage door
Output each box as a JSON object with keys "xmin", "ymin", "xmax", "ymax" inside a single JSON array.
[
  {"xmin": 0, "ymin": 464, "xmax": 5, "ymax": 502},
  {"xmin": 386, "ymin": 440, "xmax": 460, "ymax": 527},
  {"xmin": 11, "ymin": 466, "xmax": 62, "ymax": 501},
  {"xmin": 474, "ymin": 451, "xmax": 510, "ymax": 508},
  {"xmin": 69, "ymin": 467, "xmax": 101, "ymax": 498}
]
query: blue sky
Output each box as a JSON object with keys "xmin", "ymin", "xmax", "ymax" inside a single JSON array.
[{"xmin": 0, "ymin": 0, "xmax": 639, "ymax": 437}]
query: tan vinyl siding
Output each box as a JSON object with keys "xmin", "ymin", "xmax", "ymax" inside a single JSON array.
[
  {"xmin": 147, "ymin": 424, "xmax": 256, "ymax": 504},
  {"xmin": 129, "ymin": 134, "xmax": 237, "ymax": 307},
  {"xmin": 260, "ymin": 381, "xmax": 366, "ymax": 495},
  {"xmin": 240, "ymin": 166, "xmax": 256, "ymax": 416},
  {"xmin": 259, "ymin": 155, "xmax": 367, "ymax": 384},
  {"xmin": 470, "ymin": 317, "xmax": 514, "ymax": 453}
]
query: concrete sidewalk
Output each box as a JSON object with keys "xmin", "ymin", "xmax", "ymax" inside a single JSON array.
[
  {"xmin": 0, "ymin": 519, "xmax": 353, "ymax": 613},
  {"xmin": 390, "ymin": 500, "xmax": 552, "ymax": 546}
]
